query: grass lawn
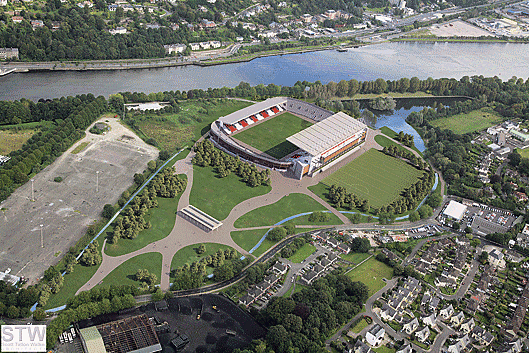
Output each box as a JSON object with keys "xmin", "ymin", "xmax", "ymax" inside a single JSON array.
[
  {"xmin": 170, "ymin": 243, "xmax": 238, "ymax": 277},
  {"xmin": 373, "ymin": 346, "xmax": 396, "ymax": 353},
  {"xmin": 234, "ymin": 193, "xmax": 341, "ymax": 228},
  {"xmin": 379, "ymin": 126, "xmax": 423, "ymax": 156},
  {"xmin": 518, "ymin": 148, "xmax": 529, "ymax": 159},
  {"xmin": 430, "ymin": 107, "xmax": 503, "ymax": 134},
  {"xmin": 288, "ymin": 243, "xmax": 316, "ymax": 263},
  {"xmin": 134, "ymin": 99, "xmax": 252, "ymax": 152},
  {"xmin": 231, "ymin": 227, "xmax": 322, "ymax": 258},
  {"xmin": 374, "ymin": 135, "xmax": 409, "ymax": 155},
  {"xmin": 190, "ymin": 165, "xmax": 271, "ymax": 220},
  {"xmin": 346, "ymin": 256, "xmax": 393, "ymax": 296},
  {"xmin": 313, "ymin": 149, "xmax": 424, "ymax": 209},
  {"xmin": 293, "ymin": 283, "xmax": 308, "ymax": 294},
  {"xmin": 340, "ymin": 252, "xmax": 371, "ymax": 264},
  {"xmin": 233, "ymin": 112, "xmax": 312, "ymax": 159},
  {"xmin": 353, "ymin": 92, "xmax": 433, "ymax": 99},
  {"xmin": 98, "ymin": 252, "xmax": 162, "ymax": 287},
  {"xmin": 283, "ymin": 285, "xmax": 295, "ymax": 298},
  {"xmin": 105, "ymin": 176, "xmax": 186, "ymax": 257},
  {"xmin": 0, "ymin": 129, "xmax": 38, "ymax": 155},
  {"xmin": 71, "ymin": 141, "xmax": 89, "ymax": 154},
  {"xmin": 44, "ymin": 240, "xmax": 105, "ymax": 309},
  {"xmin": 351, "ymin": 317, "xmax": 369, "ymax": 334}
]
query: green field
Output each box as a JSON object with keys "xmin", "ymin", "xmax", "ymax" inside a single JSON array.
[
  {"xmin": 340, "ymin": 252, "xmax": 371, "ymax": 264},
  {"xmin": 288, "ymin": 243, "xmax": 316, "ymax": 263},
  {"xmin": 133, "ymin": 99, "xmax": 252, "ymax": 151},
  {"xmin": 374, "ymin": 135, "xmax": 409, "ymax": 155},
  {"xmin": 0, "ymin": 129, "xmax": 38, "ymax": 155},
  {"xmin": 517, "ymin": 148, "xmax": 529, "ymax": 159},
  {"xmin": 313, "ymin": 149, "xmax": 424, "ymax": 209},
  {"xmin": 98, "ymin": 252, "xmax": 162, "ymax": 287},
  {"xmin": 346, "ymin": 256, "xmax": 393, "ymax": 296},
  {"xmin": 430, "ymin": 107, "xmax": 503, "ymax": 134},
  {"xmin": 105, "ymin": 175, "xmax": 186, "ymax": 257},
  {"xmin": 190, "ymin": 165, "xmax": 271, "ymax": 220},
  {"xmin": 234, "ymin": 112, "xmax": 312, "ymax": 159},
  {"xmin": 351, "ymin": 317, "xmax": 370, "ymax": 334},
  {"xmin": 170, "ymin": 243, "xmax": 238, "ymax": 276},
  {"xmin": 234, "ymin": 193, "xmax": 342, "ymax": 228}
]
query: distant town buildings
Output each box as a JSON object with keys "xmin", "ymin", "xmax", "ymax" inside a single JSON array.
[
  {"xmin": 0, "ymin": 48, "xmax": 19, "ymax": 60},
  {"xmin": 164, "ymin": 44, "xmax": 186, "ymax": 54}
]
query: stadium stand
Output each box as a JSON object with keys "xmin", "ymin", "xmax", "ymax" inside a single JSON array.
[
  {"xmin": 180, "ymin": 205, "xmax": 223, "ymax": 231},
  {"xmin": 285, "ymin": 100, "xmax": 333, "ymax": 122}
]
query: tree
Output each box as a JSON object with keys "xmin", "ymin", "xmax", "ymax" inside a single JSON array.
[
  {"xmin": 350, "ymin": 213, "xmax": 362, "ymax": 224},
  {"xmin": 33, "ymin": 308, "xmax": 46, "ymax": 321},
  {"xmin": 159, "ymin": 150, "xmax": 170, "ymax": 160},
  {"xmin": 134, "ymin": 173, "xmax": 144, "ymax": 185},
  {"xmin": 197, "ymin": 244, "xmax": 206, "ymax": 254},
  {"xmin": 478, "ymin": 251, "xmax": 489, "ymax": 264},
  {"xmin": 453, "ymin": 222, "xmax": 460, "ymax": 231},
  {"xmin": 418, "ymin": 205, "xmax": 433, "ymax": 219},
  {"xmin": 147, "ymin": 160, "xmax": 156, "ymax": 172},
  {"xmin": 464, "ymin": 226, "xmax": 472, "ymax": 234},
  {"xmin": 267, "ymin": 227, "xmax": 287, "ymax": 241},
  {"xmin": 102, "ymin": 204, "xmax": 114, "ymax": 219},
  {"xmin": 350, "ymin": 238, "xmax": 370, "ymax": 253},
  {"xmin": 266, "ymin": 325, "xmax": 290, "ymax": 353},
  {"xmin": 408, "ymin": 211, "xmax": 420, "ymax": 222}
]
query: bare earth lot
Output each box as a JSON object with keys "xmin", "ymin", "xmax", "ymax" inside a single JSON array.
[
  {"xmin": 430, "ymin": 20, "xmax": 495, "ymax": 37},
  {"xmin": 0, "ymin": 117, "xmax": 158, "ymax": 282}
]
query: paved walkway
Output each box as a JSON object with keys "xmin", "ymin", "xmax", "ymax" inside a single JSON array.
[{"xmin": 77, "ymin": 128, "xmax": 404, "ymax": 292}]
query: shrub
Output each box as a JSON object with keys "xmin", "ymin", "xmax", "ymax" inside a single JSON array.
[{"xmin": 53, "ymin": 177, "xmax": 63, "ymax": 182}]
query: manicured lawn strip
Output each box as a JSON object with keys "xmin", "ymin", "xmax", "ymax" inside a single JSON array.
[
  {"xmin": 346, "ymin": 256, "xmax": 393, "ymax": 296},
  {"xmin": 380, "ymin": 126, "xmax": 398, "ymax": 139},
  {"xmin": 0, "ymin": 129, "xmax": 38, "ymax": 155},
  {"xmin": 340, "ymin": 252, "xmax": 371, "ymax": 264},
  {"xmin": 98, "ymin": 252, "xmax": 162, "ymax": 287},
  {"xmin": 283, "ymin": 213, "xmax": 343, "ymax": 226},
  {"xmin": 429, "ymin": 107, "xmax": 503, "ymax": 134},
  {"xmin": 105, "ymin": 176, "xmax": 186, "ymax": 257},
  {"xmin": 288, "ymin": 243, "xmax": 316, "ymax": 263},
  {"xmin": 135, "ymin": 99, "xmax": 252, "ymax": 151},
  {"xmin": 374, "ymin": 135, "xmax": 409, "ymax": 155},
  {"xmin": 43, "ymin": 240, "xmax": 105, "ymax": 309},
  {"xmin": 293, "ymin": 283, "xmax": 308, "ymax": 294},
  {"xmin": 351, "ymin": 317, "xmax": 369, "ymax": 334},
  {"xmin": 317, "ymin": 149, "xmax": 424, "ymax": 209},
  {"xmin": 233, "ymin": 112, "xmax": 312, "ymax": 159},
  {"xmin": 190, "ymin": 165, "xmax": 271, "ymax": 220},
  {"xmin": 234, "ymin": 193, "xmax": 331, "ymax": 228},
  {"xmin": 171, "ymin": 243, "xmax": 238, "ymax": 272},
  {"xmin": 283, "ymin": 285, "xmax": 295, "ymax": 298},
  {"xmin": 71, "ymin": 141, "xmax": 89, "ymax": 154},
  {"xmin": 373, "ymin": 346, "xmax": 396, "ymax": 353}
]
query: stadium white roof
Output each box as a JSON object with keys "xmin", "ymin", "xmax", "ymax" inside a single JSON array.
[
  {"xmin": 443, "ymin": 200, "xmax": 467, "ymax": 221},
  {"xmin": 219, "ymin": 97, "xmax": 287, "ymax": 125},
  {"xmin": 286, "ymin": 112, "xmax": 367, "ymax": 156}
]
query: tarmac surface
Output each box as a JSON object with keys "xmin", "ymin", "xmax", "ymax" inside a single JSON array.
[{"xmin": 0, "ymin": 118, "xmax": 158, "ymax": 282}]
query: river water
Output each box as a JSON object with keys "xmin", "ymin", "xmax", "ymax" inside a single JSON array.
[{"xmin": 2, "ymin": 41, "xmax": 529, "ymax": 101}]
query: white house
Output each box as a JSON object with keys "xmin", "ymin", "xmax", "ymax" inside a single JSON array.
[
  {"xmin": 164, "ymin": 44, "xmax": 186, "ymax": 54},
  {"xmin": 460, "ymin": 318, "xmax": 475, "ymax": 334},
  {"xmin": 402, "ymin": 317, "xmax": 419, "ymax": 335},
  {"xmin": 440, "ymin": 304, "xmax": 454, "ymax": 320},
  {"xmin": 451, "ymin": 312, "xmax": 465, "ymax": 327},
  {"xmin": 365, "ymin": 324, "xmax": 385, "ymax": 347},
  {"xmin": 489, "ymin": 248, "xmax": 504, "ymax": 267},
  {"xmin": 415, "ymin": 326, "xmax": 429, "ymax": 342},
  {"xmin": 189, "ymin": 42, "xmax": 201, "ymax": 51},
  {"xmin": 422, "ymin": 313, "xmax": 437, "ymax": 327}
]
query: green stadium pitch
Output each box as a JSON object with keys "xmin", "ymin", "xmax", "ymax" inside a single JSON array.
[
  {"xmin": 319, "ymin": 149, "xmax": 424, "ymax": 208},
  {"xmin": 233, "ymin": 112, "xmax": 312, "ymax": 160}
]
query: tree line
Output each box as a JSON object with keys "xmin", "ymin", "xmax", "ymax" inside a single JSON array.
[
  {"xmin": 110, "ymin": 168, "xmax": 186, "ymax": 244},
  {"xmin": 193, "ymin": 140, "xmax": 271, "ymax": 187}
]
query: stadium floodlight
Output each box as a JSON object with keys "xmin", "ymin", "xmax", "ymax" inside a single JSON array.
[
  {"xmin": 30, "ymin": 179, "xmax": 35, "ymax": 202},
  {"xmin": 40, "ymin": 224, "xmax": 44, "ymax": 248},
  {"xmin": 96, "ymin": 171, "xmax": 100, "ymax": 193}
]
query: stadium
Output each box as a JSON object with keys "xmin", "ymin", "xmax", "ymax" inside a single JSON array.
[{"xmin": 209, "ymin": 97, "xmax": 368, "ymax": 179}]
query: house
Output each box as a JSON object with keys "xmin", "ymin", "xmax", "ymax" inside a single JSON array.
[
  {"xmin": 350, "ymin": 340, "xmax": 372, "ymax": 353},
  {"xmin": 326, "ymin": 252, "xmax": 339, "ymax": 264},
  {"xmin": 471, "ymin": 326, "xmax": 494, "ymax": 346},
  {"xmin": 312, "ymin": 264, "xmax": 325, "ymax": 275},
  {"xmin": 447, "ymin": 334, "xmax": 471, "ymax": 353},
  {"xmin": 300, "ymin": 270, "xmax": 318, "ymax": 285},
  {"xmin": 515, "ymin": 191, "xmax": 528, "ymax": 202},
  {"xmin": 380, "ymin": 304, "xmax": 397, "ymax": 321},
  {"xmin": 422, "ymin": 313, "xmax": 436, "ymax": 327},
  {"xmin": 210, "ymin": 41, "xmax": 221, "ymax": 48},
  {"xmin": 439, "ymin": 304, "xmax": 454, "ymax": 320},
  {"xmin": 489, "ymin": 249, "xmax": 504, "ymax": 267},
  {"xmin": 239, "ymin": 294, "xmax": 254, "ymax": 307},
  {"xmin": 164, "ymin": 44, "xmax": 186, "ymax": 54},
  {"xmin": 451, "ymin": 312, "xmax": 465, "ymax": 327},
  {"xmin": 109, "ymin": 27, "xmax": 127, "ymax": 35},
  {"xmin": 337, "ymin": 242, "xmax": 351, "ymax": 254},
  {"xmin": 0, "ymin": 48, "xmax": 18, "ymax": 60},
  {"xmin": 301, "ymin": 14, "xmax": 313, "ymax": 23},
  {"xmin": 498, "ymin": 338, "xmax": 523, "ymax": 353},
  {"xmin": 12, "ymin": 16, "xmax": 24, "ymax": 23},
  {"xmin": 256, "ymin": 280, "xmax": 271, "ymax": 292},
  {"xmin": 415, "ymin": 326, "xmax": 429, "ymax": 342},
  {"xmin": 396, "ymin": 344, "xmax": 412, "ymax": 353},
  {"xmin": 402, "ymin": 317, "xmax": 419, "ymax": 334},
  {"xmin": 189, "ymin": 42, "xmax": 201, "ymax": 51},
  {"xmin": 272, "ymin": 261, "xmax": 288, "ymax": 275},
  {"xmin": 365, "ymin": 324, "xmax": 385, "ymax": 347},
  {"xmin": 264, "ymin": 274, "xmax": 279, "ymax": 285},
  {"xmin": 327, "ymin": 237, "xmax": 339, "ymax": 248},
  {"xmin": 199, "ymin": 41, "xmax": 211, "ymax": 50},
  {"xmin": 460, "ymin": 317, "xmax": 475, "ymax": 334},
  {"xmin": 30, "ymin": 20, "xmax": 44, "ymax": 28},
  {"xmin": 421, "ymin": 292, "xmax": 431, "ymax": 307},
  {"xmin": 319, "ymin": 257, "xmax": 331, "ymax": 269},
  {"xmin": 0, "ymin": 0, "xmax": 7, "ymax": 6}
]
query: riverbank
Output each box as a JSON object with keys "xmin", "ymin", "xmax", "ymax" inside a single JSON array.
[
  {"xmin": 0, "ymin": 42, "xmax": 364, "ymax": 74},
  {"xmin": 391, "ymin": 37, "xmax": 529, "ymax": 44}
]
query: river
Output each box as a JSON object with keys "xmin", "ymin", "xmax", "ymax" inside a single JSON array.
[{"xmin": 2, "ymin": 41, "xmax": 529, "ymax": 101}]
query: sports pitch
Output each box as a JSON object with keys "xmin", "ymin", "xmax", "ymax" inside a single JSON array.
[
  {"xmin": 234, "ymin": 112, "xmax": 312, "ymax": 159},
  {"xmin": 320, "ymin": 149, "xmax": 424, "ymax": 208}
]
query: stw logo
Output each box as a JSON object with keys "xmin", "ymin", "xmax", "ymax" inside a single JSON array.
[{"xmin": 1, "ymin": 325, "xmax": 46, "ymax": 352}]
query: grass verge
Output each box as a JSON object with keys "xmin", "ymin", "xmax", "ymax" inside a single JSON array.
[
  {"xmin": 288, "ymin": 243, "xmax": 316, "ymax": 263},
  {"xmin": 429, "ymin": 107, "xmax": 503, "ymax": 134},
  {"xmin": 98, "ymin": 252, "xmax": 162, "ymax": 287},
  {"xmin": 346, "ymin": 256, "xmax": 393, "ymax": 296},
  {"xmin": 71, "ymin": 141, "xmax": 89, "ymax": 154}
]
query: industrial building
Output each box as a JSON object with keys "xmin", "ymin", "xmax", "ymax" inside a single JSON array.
[
  {"xmin": 78, "ymin": 314, "xmax": 162, "ymax": 353},
  {"xmin": 443, "ymin": 200, "xmax": 468, "ymax": 221}
]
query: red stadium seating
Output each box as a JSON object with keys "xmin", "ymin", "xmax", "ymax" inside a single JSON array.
[
  {"xmin": 271, "ymin": 107, "xmax": 279, "ymax": 113},
  {"xmin": 261, "ymin": 111, "xmax": 269, "ymax": 118},
  {"xmin": 240, "ymin": 120, "xmax": 248, "ymax": 127},
  {"xmin": 227, "ymin": 125, "xmax": 237, "ymax": 133},
  {"xmin": 250, "ymin": 115, "xmax": 258, "ymax": 122}
]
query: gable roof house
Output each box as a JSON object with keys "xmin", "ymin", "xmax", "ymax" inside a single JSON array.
[
  {"xmin": 415, "ymin": 326, "xmax": 429, "ymax": 342},
  {"xmin": 402, "ymin": 317, "xmax": 419, "ymax": 335},
  {"xmin": 365, "ymin": 324, "xmax": 385, "ymax": 347}
]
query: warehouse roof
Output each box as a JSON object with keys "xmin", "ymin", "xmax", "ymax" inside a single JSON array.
[
  {"xmin": 443, "ymin": 200, "xmax": 467, "ymax": 221},
  {"xmin": 218, "ymin": 97, "xmax": 287, "ymax": 124},
  {"xmin": 286, "ymin": 112, "xmax": 367, "ymax": 156},
  {"xmin": 79, "ymin": 326, "xmax": 107, "ymax": 353}
]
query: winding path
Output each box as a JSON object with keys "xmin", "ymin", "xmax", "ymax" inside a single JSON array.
[{"xmin": 77, "ymin": 128, "xmax": 409, "ymax": 293}]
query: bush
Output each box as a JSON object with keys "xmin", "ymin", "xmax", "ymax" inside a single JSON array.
[
  {"xmin": 53, "ymin": 177, "xmax": 63, "ymax": 183},
  {"xmin": 267, "ymin": 227, "xmax": 287, "ymax": 241},
  {"xmin": 159, "ymin": 150, "xmax": 171, "ymax": 160},
  {"xmin": 308, "ymin": 211, "xmax": 330, "ymax": 223}
]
